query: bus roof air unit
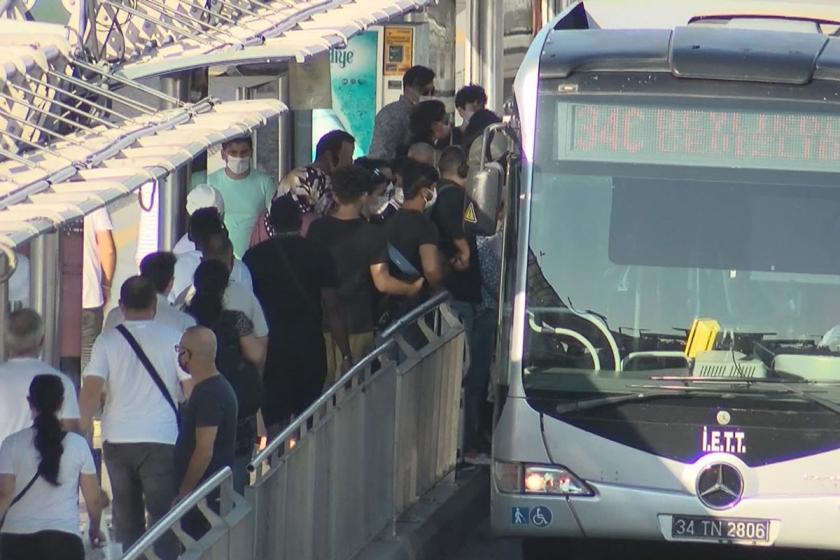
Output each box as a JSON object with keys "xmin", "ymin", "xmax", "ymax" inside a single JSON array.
[{"xmin": 670, "ymin": 25, "xmax": 828, "ymax": 84}]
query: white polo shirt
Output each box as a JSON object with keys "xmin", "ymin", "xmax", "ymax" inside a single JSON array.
[
  {"xmin": 0, "ymin": 358, "xmax": 80, "ymax": 444},
  {"xmin": 170, "ymin": 251, "xmax": 254, "ymax": 304},
  {"xmin": 103, "ymin": 294, "xmax": 196, "ymax": 334},
  {"xmin": 83, "ymin": 321, "xmax": 188, "ymax": 445}
]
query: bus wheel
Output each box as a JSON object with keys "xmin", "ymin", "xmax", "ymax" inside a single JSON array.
[{"xmin": 521, "ymin": 537, "xmax": 576, "ymax": 560}]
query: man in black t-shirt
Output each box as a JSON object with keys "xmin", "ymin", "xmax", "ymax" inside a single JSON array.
[
  {"xmin": 429, "ymin": 146, "xmax": 482, "ymax": 304},
  {"xmin": 308, "ymin": 166, "xmax": 423, "ymax": 387},
  {"xmin": 243, "ymin": 195, "xmax": 347, "ymax": 432},
  {"xmin": 428, "ymin": 146, "xmax": 489, "ymax": 463},
  {"xmin": 174, "ymin": 326, "xmax": 238, "ymax": 538}
]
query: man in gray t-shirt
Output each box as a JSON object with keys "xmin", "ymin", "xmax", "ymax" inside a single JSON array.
[{"xmin": 173, "ymin": 326, "xmax": 238, "ymax": 538}]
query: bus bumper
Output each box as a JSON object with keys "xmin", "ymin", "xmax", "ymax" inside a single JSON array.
[{"xmin": 492, "ymin": 481, "xmax": 840, "ymax": 550}]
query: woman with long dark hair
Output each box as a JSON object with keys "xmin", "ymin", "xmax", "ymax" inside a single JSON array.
[
  {"xmin": 185, "ymin": 260, "xmax": 263, "ymax": 492},
  {"xmin": 408, "ymin": 99, "xmax": 453, "ymax": 156},
  {"xmin": 0, "ymin": 375, "xmax": 105, "ymax": 559}
]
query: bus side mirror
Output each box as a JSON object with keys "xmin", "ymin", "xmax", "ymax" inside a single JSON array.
[{"xmin": 465, "ymin": 162, "xmax": 503, "ymax": 237}]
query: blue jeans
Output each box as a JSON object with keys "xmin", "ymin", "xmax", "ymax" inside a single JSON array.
[{"xmin": 450, "ymin": 301, "xmax": 497, "ymax": 453}]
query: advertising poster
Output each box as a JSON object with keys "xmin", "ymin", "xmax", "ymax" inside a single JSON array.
[{"xmin": 313, "ymin": 30, "xmax": 379, "ymax": 160}]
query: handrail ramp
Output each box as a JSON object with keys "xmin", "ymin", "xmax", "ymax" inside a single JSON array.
[{"xmin": 121, "ymin": 293, "xmax": 464, "ymax": 559}]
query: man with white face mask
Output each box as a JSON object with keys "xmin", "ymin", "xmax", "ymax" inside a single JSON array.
[
  {"xmin": 369, "ymin": 65, "xmax": 436, "ymax": 161},
  {"xmin": 207, "ymin": 137, "xmax": 275, "ymax": 258}
]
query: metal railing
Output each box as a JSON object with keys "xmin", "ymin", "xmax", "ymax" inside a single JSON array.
[
  {"xmin": 246, "ymin": 292, "xmax": 464, "ymax": 560},
  {"xmin": 120, "ymin": 293, "xmax": 464, "ymax": 559},
  {"xmin": 121, "ymin": 467, "xmax": 254, "ymax": 560}
]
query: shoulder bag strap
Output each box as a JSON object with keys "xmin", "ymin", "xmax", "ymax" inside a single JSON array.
[
  {"xmin": 115, "ymin": 325, "xmax": 180, "ymax": 423},
  {"xmin": 0, "ymin": 471, "xmax": 40, "ymax": 529}
]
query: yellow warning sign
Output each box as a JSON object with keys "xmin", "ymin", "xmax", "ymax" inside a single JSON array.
[{"xmin": 464, "ymin": 202, "xmax": 478, "ymax": 224}]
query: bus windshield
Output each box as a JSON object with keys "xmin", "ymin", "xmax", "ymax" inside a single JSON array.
[{"xmin": 525, "ymin": 87, "xmax": 840, "ymax": 396}]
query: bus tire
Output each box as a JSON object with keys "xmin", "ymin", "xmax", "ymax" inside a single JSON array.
[{"xmin": 521, "ymin": 537, "xmax": 576, "ymax": 560}]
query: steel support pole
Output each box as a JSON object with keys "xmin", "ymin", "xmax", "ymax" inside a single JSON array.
[
  {"xmin": 293, "ymin": 110, "xmax": 313, "ymax": 168},
  {"xmin": 467, "ymin": 0, "xmax": 481, "ymax": 85},
  {"xmin": 478, "ymin": 0, "xmax": 504, "ymax": 113},
  {"xmin": 30, "ymin": 231, "xmax": 61, "ymax": 366},
  {"xmin": 277, "ymin": 73, "xmax": 292, "ymax": 180},
  {"xmin": 0, "ymin": 251, "xmax": 8, "ymax": 360},
  {"xmin": 158, "ymin": 73, "xmax": 191, "ymax": 250}
]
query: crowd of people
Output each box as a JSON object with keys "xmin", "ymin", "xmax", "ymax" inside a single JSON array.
[{"xmin": 0, "ymin": 65, "xmax": 504, "ymax": 559}]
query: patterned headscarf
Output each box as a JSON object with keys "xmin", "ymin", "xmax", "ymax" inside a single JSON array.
[{"xmin": 277, "ymin": 166, "xmax": 332, "ymax": 215}]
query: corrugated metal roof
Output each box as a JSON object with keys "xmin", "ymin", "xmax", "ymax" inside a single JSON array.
[
  {"xmin": 0, "ymin": 24, "xmax": 285, "ymax": 250},
  {"xmin": 0, "ymin": 0, "xmax": 430, "ymax": 252},
  {"xmin": 110, "ymin": 0, "xmax": 431, "ymax": 79}
]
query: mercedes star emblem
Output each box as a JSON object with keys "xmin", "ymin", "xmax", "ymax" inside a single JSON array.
[
  {"xmin": 716, "ymin": 410, "xmax": 731, "ymax": 425},
  {"xmin": 696, "ymin": 463, "xmax": 744, "ymax": 510}
]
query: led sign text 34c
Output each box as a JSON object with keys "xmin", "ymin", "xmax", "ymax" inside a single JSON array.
[{"xmin": 567, "ymin": 103, "xmax": 840, "ymax": 168}]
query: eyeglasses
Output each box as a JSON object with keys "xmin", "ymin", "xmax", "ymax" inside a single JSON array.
[{"xmin": 174, "ymin": 345, "xmax": 190, "ymax": 355}]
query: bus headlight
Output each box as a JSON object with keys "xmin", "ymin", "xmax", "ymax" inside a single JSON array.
[
  {"xmin": 523, "ymin": 465, "xmax": 594, "ymax": 496},
  {"xmin": 494, "ymin": 462, "xmax": 594, "ymax": 496}
]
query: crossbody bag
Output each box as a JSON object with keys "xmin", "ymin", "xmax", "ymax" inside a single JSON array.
[{"xmin": 116, "ymin": 325, "xmax": 181, "ymax": 424}]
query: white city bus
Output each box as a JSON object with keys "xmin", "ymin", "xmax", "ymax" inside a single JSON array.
[{"xmin": 478, "ymin": 1, "xmax": 840, "ymax": 557}]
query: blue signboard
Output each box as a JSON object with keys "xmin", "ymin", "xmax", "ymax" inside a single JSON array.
[{"xmin": 313, "ymin": 31, "xmax": 379, "ymax": 159}]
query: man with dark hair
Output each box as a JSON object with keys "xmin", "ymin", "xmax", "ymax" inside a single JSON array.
[
  {"xmin": 455, "ymin": 84, "xmax": 506, "ymax": 171},
  {"xmin": 243, "ymin": 194, "xmax": 349, "ymax": 434},
  {"xmin": 171, "ymin": 208, "xmax": 253, "ymax": 303},
  {"xmin": 369, "ymin": 65, "xmax": 436, "ymax": 160},
  {"xmin": 428, "ymin": 146, "xmax": 486, "ymax": 463},
  {"xmin": 455, "ymin": 84, "xmax": 488, "ymax": 126},
  {"xmin": 104, "ymin": 252, "xmax": 196, "ymax": 332},
  {"xmin": 80, "ymin": 276, "xmax": 189, "ymax": 559},
  {"xmin": 208, "ymin": 136, "xmax": 275, "ymax": 258},
  {"xmin": 308, "ymin": 166, "xmax": 423, "ymax": 386},
  {"xmin": 315, "ymin": 130, "xmax": 356, "ymax": 174}
]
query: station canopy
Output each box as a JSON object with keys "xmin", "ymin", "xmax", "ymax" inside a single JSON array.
[{"xmin": 0, "ymin": 0, "xmax": 430, "ymax": 251}]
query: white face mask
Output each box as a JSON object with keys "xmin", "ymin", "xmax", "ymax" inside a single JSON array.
[
  {"xmin": 394, "ymin": 186, "xmax": 405, "ymax": 205},
  {"xmin": 419, "ymin": 95, "xmax": 437, "ymax": 104},
  {"xmin": 226, "ymin": 155, "xmax": 250, "ymax": 176},
  {"xmin": 423, "ymin": 188, "xmax": 437, "ymax": 210}
]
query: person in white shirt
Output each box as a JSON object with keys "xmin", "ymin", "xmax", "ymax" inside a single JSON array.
[
  {"xmin": 171, "ymin": 208, "xmax": 253, "ymax": 303},
  {"xmin": 179, "ymin": 233, "xmax": 268, "ymax": 354},
  {"xmin": 0, "ymin": 375, "xmax": 105, "ymax": 560},
  {"xmin": 103, "ymin": 252, "xmax": 196, "ymax": 333},
  {"xmin": 0, "ymin": 309, "xmax": 80, "ymax": 444},
  {"xmin": 79, "ymin": 276, "xmax": 188, "ymax": 559},
  {"xmin": 172, "ymin": 184, "xmax": 226, "ymax": 256},
  {"xmin": 82, "ymin": 207, "xmax": 117, "ymax": 369}
]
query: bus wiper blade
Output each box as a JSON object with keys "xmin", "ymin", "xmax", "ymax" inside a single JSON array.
[
  {"xmin": 556, "ymin": 391, "xmax": 684, "ymax": 414},
  {"xmin": 750, "ymin": 382, "xmax": 840, "ymax": 417}
]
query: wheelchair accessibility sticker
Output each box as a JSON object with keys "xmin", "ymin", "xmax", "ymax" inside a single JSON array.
[{"xmin": 511, "ymin": 506, "xmax": 553, "ymax": 528}]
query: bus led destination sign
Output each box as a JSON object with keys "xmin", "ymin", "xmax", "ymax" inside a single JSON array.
[{"xmin": 564, "ymin": 103, "xmax": 840, "ymax": 170}]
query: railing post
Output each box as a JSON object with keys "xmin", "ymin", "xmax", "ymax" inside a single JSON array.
[{"xmin": 30, "ymin": 230, "xmax": 61, "ymax": 366}]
